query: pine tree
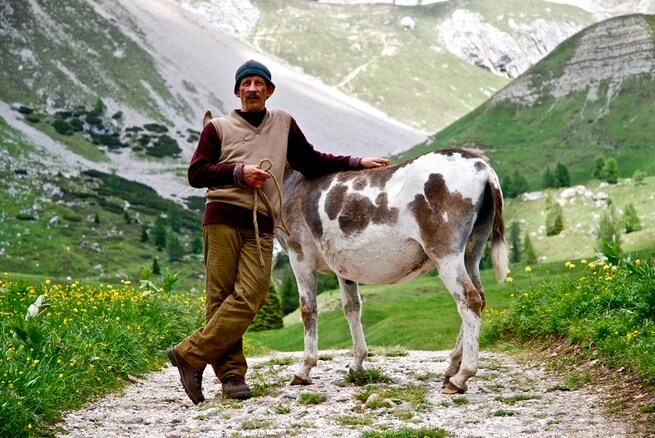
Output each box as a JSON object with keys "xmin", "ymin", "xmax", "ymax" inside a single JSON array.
[
  {"xmin": 521, "ymin": 232, "xmax": 538, "ymax": 264},
  {"xmin": 152, "ymin": 216, "xmax": 167, "ymax": 249},
  {"xmin": 140, "ymin": 226, "xmax": 149, "ymax": 243},
  {"xmin": 592, "ymin": 155, "xmax": 606, "ymax": 180},
  {"xmin": 191, "ymin": 236, "xmax": 203, "ymax": 254},
  {"xmin": 542, "ymin": 166, "xmax": 554, "ymax": 189},
  {"xmin": 509, "ymin": 221, "xmax": 522, "ymax": 264},
  {"xmin": 623, "ymin": 202, "xmax": 641, "ymax": 233},
  {"xmin": 167, "ymin": 204, "xmax": 182, "ymax": 232},
  {"xmin": 501, "ymin": 174, "xmax": 515, "ymax": 198},
  {"xmin": 152, "ymin": 257, "xmax": 161, "ymax": 275},
  {"xmin": 511, "ymin": 170, "xmax": 529, "ymax": 197},
  {"xmin": 280, "ymin": 273, "xmax": 299, "ymax": 314},
  {"xmin": 554, "ymin": 162, "xmax": 571, "ymax": 188},
  {"xmin": 546, "ymin": 202, "xmax": 564, "ymax": 236},
  {"xmin": 167, "ymin": 233, "xmax": 184, "ymax": 262},
  {"xmin": 251, "ymin": 281, "xmax": 284, "ymax": 331},
  {"xmin": 597, "ymin": 207, "xmax": 621, "ymax": 253},
  {"xmin": 603, "ymin": 157, "xmax": 619, "ymax": 184}
]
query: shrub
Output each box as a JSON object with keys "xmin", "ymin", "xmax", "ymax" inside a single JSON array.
[
  {"xmin": 146, "ymin": 134, "xmax": 182, "ymax": 158},
  {"xmin": 52, "ymin": 119, "xmax": 73, "ymax": 136},
  {"xmin": 603, "ymin": 157, "xmax": 619, "ymax": 184},
  {"xmin": 545, "ymin": 203, "xmax": 564, "ymax": 236},
  {"xmin": 485, "ymin": 255, "xmax": 655, "ymax": 387},
  {"xmin": 250, "ymin": 282, "xmax": 284, "ymax": 331},
  {"xmin": 623, "ymin": 202, "xmax": 641, "ymax": 233},
  {"xmin": 143, "ymin": 123, "xmax": 169, "ymax": 133},
  {"xmin": 0, "ymin": 275, "xmax": 203, "ymax": 436}
]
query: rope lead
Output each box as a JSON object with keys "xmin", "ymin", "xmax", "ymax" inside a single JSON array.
[{"xmin": 252, "ymin": 158, "xmax": 290, "ymax": 266}]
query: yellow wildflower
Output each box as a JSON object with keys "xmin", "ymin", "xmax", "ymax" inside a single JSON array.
[{"xmin": 524, "ymin": 266, "xmax": 532, "ymax": 273}]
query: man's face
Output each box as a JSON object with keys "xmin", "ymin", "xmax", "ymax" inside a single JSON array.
[{"xmin": 237, "ymin": 75, "xmax": 275, "ymax": 112}]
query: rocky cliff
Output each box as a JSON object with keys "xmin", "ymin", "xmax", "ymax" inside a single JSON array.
[{"xmin": 491, "ymin": 14, "xmax": 655, "ymax": 105}]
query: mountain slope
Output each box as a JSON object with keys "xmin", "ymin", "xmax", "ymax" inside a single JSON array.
[
  {"xmin": 0, "ymin": 0, "xmax": 427, "ymax": 203},
  {"xmin": 398, "ymin": 14, "xmax": 655, "ymax": 188},
  {"xmin": 240, "ymin": 0, "xmax": 596, "ymax": 133}
]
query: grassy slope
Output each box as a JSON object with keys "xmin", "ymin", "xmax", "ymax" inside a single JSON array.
[
  {"xmin": 0, "ymin": 119, "xmax": 205, "ymax": 291},
  {"xmin": 249, "ymin": 259, "xmax": 576, "ymax": 352},
  {"xmin": 0, "ymin": 0, "xmax": 187, "ymax": 121},
  {"xmin": 249, "ymin": 0, "xmax": 509, "ymax": 133}
]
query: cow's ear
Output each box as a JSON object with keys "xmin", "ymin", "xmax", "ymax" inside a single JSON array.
[{"xmin": 202, "ymin": 110, "xmax": 213, "ymax": 128}]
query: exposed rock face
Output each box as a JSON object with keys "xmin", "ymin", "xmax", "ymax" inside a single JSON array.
[
  {"xmin": 491, "ymin": 15, "xmax": 655, "ymax": 105},
  {"xmin": 551, "ymin": 15, "xmax": 655, "ymax": 98},
  {"xmin": 438, "ymin": 9, "xmax": 583, "ymax": 79}
]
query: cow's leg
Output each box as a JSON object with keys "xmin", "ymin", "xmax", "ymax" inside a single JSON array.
[
  {"xmin": 465, "ymin": 226, "xmax": 491, "ymax": 312},
  {"xmin": 443, "ymin": 325, "xmax": 463, "ymax": 388},
  {"xmin": 337, "ymin": 276, "xmax": 368, "ymax": 373},
  {"xmin": 443, "ymin": 237, "xmax": 487, "ymax": 388},
  {"xmin": 290, "ymin": 264, "xmax": 319, "ymax": 386},
  {"xmin": 436, "ymin": 255, "xmax": 483, "ymax": 394}
]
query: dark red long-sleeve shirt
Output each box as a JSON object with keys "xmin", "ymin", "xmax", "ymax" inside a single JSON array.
[{"xmin": 188, "ymin": 109, "xmax": 362, "ymax": 232}]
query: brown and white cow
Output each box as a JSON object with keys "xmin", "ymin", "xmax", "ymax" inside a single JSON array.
[{"xmin": 275, "ymin": 148, "xmax": 508, "ymax": 394}]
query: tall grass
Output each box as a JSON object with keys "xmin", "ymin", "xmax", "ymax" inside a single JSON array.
[
  {"xmin": 484, "ymin": 250, "xmax": 655, "ymax": 388},
  {"xmin": 0, "ymin": 274, "xmax": 204, "ymax": 437}
]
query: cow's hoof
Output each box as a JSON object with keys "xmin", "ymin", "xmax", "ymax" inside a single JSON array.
[
  {"xmin": 347, "ymin": 365, "xmax": 365, "ymax": 374},
  {"xmin": 441, "ymin": 381, "xmax": 466, "ymax": 394},
  {"xmin": 290, "ymin": 375, "xmax": 311, "ymax": 386}
]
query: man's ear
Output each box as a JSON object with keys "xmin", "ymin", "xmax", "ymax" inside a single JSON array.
[{"xmin": 266, "ymin": 85, "xmax": 275, "ymax": 97}]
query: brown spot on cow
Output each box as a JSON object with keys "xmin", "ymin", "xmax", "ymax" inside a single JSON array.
[
  {"xmin": 367, "ymin": 165, "xmax": 401, "ymax": 189},
  {"xmin": 408, "ymin": 173, "xmax": 475, "ymax": 258},
  {"xmin": 460, "ymin": 278, "xmax": 483, "ymax": 316},
  {"xmin": 325, "ymin": 184, "xmax": 348, "ymax": 220},
  {"xmin": 300, "ymin": 175, "xmax": 335, "ymax": 240},
  {"xmin": 439, "ymin": 148, "xmax": 485, "ymax": 161},
  {"xmin": 328, "ymin": 190, "xmax": 399, "ymax": 236},
  {"xmin": 474, "ymin": 160, "xmax": 488, "ymax": 172}
]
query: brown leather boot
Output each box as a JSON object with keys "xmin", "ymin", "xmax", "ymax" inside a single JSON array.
[
  {"xmin": 167, "ymin": 348, "xmax": 205, "ymax": 405},
  {"xmin": 222, "ymin": 375, "xmax": 252, "ymax": 400}
]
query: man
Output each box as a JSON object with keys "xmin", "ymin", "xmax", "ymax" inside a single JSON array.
[{"xmin": 167, "ymin": 59, "xmax": 389, "ymax": 404}]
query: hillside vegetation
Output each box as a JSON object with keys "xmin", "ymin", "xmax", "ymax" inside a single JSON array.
[
  {"xmin": 0, "ymin": 118, "xmax": 206, "ymax": 290},
  {"xmin": 246, "ymin": 0, "xmax": 594, "ymax": 133},
  {"xmin": 398, "ymin": 14, "xmax": 655, "ymax": 188}
]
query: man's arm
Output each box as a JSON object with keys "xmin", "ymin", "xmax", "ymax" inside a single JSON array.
[
  {"xmin": 187, "ymin": 123, "xmax": 239, "ymax": 188},
  {"xmin": 286, "ymin": 118, "xmax": 388, "ymax": 179}
]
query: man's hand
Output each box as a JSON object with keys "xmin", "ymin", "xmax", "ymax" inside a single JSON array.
[
  {"xmin": 360, "ymin": 157, "xmax": 390, "ymax": 168},
  {"xmin": 242, "ymin": 164, "xmax": 271, "ymax": 189}
]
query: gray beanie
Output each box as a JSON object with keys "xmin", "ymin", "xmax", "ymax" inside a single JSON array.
[{"xmin": 234, "ymin": 59, "xmax": 274, "ymax": 93}]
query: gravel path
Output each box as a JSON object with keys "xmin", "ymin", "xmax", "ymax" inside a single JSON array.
[{"xmin": 56, "ymin": 349, "xmax": 630, "ymax": 437}]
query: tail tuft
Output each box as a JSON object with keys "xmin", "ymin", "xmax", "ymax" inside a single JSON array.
[{"xmin": 490, "ymin": 184, "xmax": 508, "ymax": 283}]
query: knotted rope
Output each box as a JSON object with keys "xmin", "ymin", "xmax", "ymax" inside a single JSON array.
[{"xmin": 252, "ymin": 158, "xmax": 290, "ymax": 266}]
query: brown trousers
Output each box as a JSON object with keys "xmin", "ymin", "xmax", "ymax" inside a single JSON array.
[{"xmin": 175, "ymin": 223, "xmax": 273, "ymax": 381}]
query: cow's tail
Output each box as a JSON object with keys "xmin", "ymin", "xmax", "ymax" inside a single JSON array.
[{"xmin": 489, "ymin": 179, "xmax": 509, "ymax": 283}]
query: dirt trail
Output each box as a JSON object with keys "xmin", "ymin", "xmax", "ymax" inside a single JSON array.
[{"xmin": 56, "ymin": 349, "xmax": 631, "ymax": 437}]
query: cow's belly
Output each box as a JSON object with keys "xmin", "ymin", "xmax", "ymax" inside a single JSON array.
[{"xmin": 317, "ymin": 235, "xmax": 431, "ymax": 284}]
